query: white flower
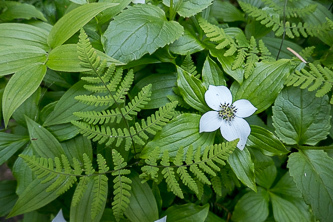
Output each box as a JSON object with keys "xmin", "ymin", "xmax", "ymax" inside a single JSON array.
[
  {"xmin": 132, "ymin": 0, "xmax": 145, "ymax": 3},
  {"xmin": 199, "ymin": 85, "xmax": 257, "ymax": 150}
]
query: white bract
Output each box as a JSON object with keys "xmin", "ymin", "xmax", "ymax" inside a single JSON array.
[{"xmin": 199, "ymin": 85, "xmax": 257, "ymax": 150}]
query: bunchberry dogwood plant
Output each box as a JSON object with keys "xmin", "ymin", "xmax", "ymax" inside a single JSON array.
[
  {"xmin": 199, "ymin": 85, "xmax": 257, "ymax": 150},
  {"xmin": 0, "ymin": 0, "xmax": 332, "ymax": 222}
]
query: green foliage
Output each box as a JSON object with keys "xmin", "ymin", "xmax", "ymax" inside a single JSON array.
[
  {"xmin": 286, "ymin": 63, "xmax": 333, "ymax": 103},
  {"xmin": 141, "ymin": 140, "xmax": 237, "ymax": 198}
]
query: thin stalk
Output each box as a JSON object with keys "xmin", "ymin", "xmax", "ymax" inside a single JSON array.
[{"xmin": 276, "ymin": 0, "xmax": 288, "ymax": 60}]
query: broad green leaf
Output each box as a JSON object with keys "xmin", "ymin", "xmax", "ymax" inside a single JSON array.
[
  {"xmin": 0, "ymin": 23, "xmax": 49, "ymax": 51},
  {"xmin": 211, "ymin": 1, "xmax": 245, "ymax": 22},
  {"xmin": 247, "ymin": 125, "xmax": 289, "ymax": 156},
  {"xmin": 8, "ymin": 176, "xmax": 63, "ymax": 217},
  {"xmin": 177, "ymin": 67, "xmax": 209, "ymax": 113},
  {"xmin": 209, "ymin": 48, "xmax": 244, "ymax": 84},
  {"xmin": 48, "ymin": 2, "xmax": 118, "ymax": 48},
  {"xmin": 262, "ymin": 37, "xmax": 303, "ymax": 60},
  {"xmin": 131, "ymin": 73, "xmax": 176, "ymax": 109},
  {"xmin": 288, "ymin": 150, "xmax": 333, "ymax": 221},
  {"xmin": 70, "ymin": 177, "xmax": 105, "ymax": 222},
  {"xmin": 25, "ymin": 116, "xmax": 65, "ymax": 158},
  {"xmin": 231, "ymin": 60, "xmax": 291, "ymax": 114},
  {"xmin": 46, "ymin": 44, "xmax": 124, "ymax": 72},
  {"xmin": 205, "ymin": 211, "xmax": 226, "ymax": 222},
  {"xmin": 202, "ymin": 56, "xmax": 226, "ymax": 88},
  {"xmin": 162, "ymin": 203, "xmax": 209, "ymax": 222},
  {"xmin": 13, "ymin": 88, "xmax": 41, "ymax": 127},
  {"xmin": 61, "ymin": 135, "xmax": 92, "ymax": 165},
  {"xmin": 3, "ymin": 63, "xmax": 47, "ymax": 127},
  {"xmin": 0, "ymin": 46, "xmax": 47, "ymax": 76},
  {"xmin": 47, "ymin": 123, "xmax": 80, "ymax": 141},
  {"xmin": 270, "ymin": 173, "xmax": 310, "ymax": 222},
  {"xmin": 169, "ymin": 29, "xmax": 205, "ymax": 55},
  {"xmin": 70, "ymin": 0, "xmax": 87, "ymax": 4},
  {"xmin": 232, "ymin": 187, "xmax": 269, "ymax": 222},
  {"xmin": 125, "ymin": 172, "xmax": 159, "ymax": 222},
  {"xmin": 0, "ymin": 1, "xmax": 46, "ymax": 22},
  {"xmin": 103, "ymin": 4, "xmax": 184, "ymax": 63},
  {"xmin": 43, "ymin": 81, "xmax": 106, "ymax": 126},
  {"xmin": 21, "ymin": 211, "xmax": 49, "ymax": 222},
  {"xmin": 12, "ymin": 145, "xmax": 34, "ymax": 195},
  {"xmin": 0, "ymin": 180, "xmax": 18, "ymax": 217},
  {"xmin": 97, "ymin": 0, "xmax": 132, "ymax": 24},
  {"xmin": 228, "ymin": 148, "xmax": 256, "ymax": 191},
  {"xmin": 272, "ymin": 87, "xmax": 331, "ymax": 145},
  {"xmin": 141, "ymin": 113, "xmax": 215, "ymax": 158},
  {"xmin": 163, "ymin": 0, "xmax": 213, "ymax": 17},
  {"xmin": 250, "ymin": 149, "xmax": 276, "ymax": 189},
  {"xmin": 0, "ymin": 133, "xmax": 29, "ymax": 165}
]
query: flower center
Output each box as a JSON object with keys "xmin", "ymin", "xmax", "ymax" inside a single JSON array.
[{"xmin": 218, "ymin": 103, "xmax": 237, "ymax": 122}]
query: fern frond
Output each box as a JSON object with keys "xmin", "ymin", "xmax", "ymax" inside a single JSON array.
[
  {"xmin": 111, "ymin": 150, "xmax": 132, "ymax": 221},
  {"xmin": 92, "ymin": 174, "xmax": 108, "ymax": 219},
  {"xmin": 239, "ymin": 1, "xmax": 331, "ymax": 38},
  {"xmin": 140, "ymin": 149, "xmax": 160, "ymax": 182},
  {"xmin": 211, "ymin": 175, "xmax": 222, "ymax": 196},
  {"xmin": 233, "ymin": 48, "xmax": 247, "ymax": 70},
  {"xmin": 299, "ymin": 46, "xmax": 315, "ymax": 61},
  {"xmin": 199, "ymin": 17, "xmax": 237, "ymax": 57},
  {"xmin": 181, "ymin": 54, "xmax": 199, "ymax": 78},
  {"xmin": 72, "ymin": 102, "xmax": 177, "ymax": 151},
  {"xmin": 161, "ymin": 150, "xmax": 184, "ymax": 198},
  {"xmin": 72, "ymin": 176, "xmax": 91, "ymax": 206},
  {"xmin": 74, "ymin": 84, "xmax": 152, "ymax": 124},
  {"xmin": 286, "ymin": 63, "xmax": 333, "ymax": 103},
  {"xmin": 19, "ymin": 154, "xmax": 79, "ymax": 195}
]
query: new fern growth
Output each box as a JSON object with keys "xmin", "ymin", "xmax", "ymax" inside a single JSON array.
[{"xmin": 72, "ymin": 29, "xmax": 177, "ymax": 152}]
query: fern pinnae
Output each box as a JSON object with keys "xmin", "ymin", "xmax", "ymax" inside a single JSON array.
[
  {"xmin": 111, "ymin": 150, "xmax": 132, "ymax": 221},
  {"xmin": 140, "ymin": 147, "xmax": 160, "ymax": 182},
  {"xmin": 161, "ymin": 150, "xmax": 184, "ymax": 198}
]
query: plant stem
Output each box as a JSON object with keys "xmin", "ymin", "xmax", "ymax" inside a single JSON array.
[{"xmin": 276, "ymin": 0, "xmax": 288, "ymax": 60}]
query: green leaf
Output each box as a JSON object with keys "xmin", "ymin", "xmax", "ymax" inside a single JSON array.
[
  {"xmin": 169, "ymin": 29, "xmax": 205, "ymax": 55},
  {"xmin": 272, "ymin": 87, "xmax": 331, "ymax": 145},
  {"xmin": 0, "ymin": 46, "xmax": 47, "ymax": 76},
  {"xmin": 47, "ymin": 123, "xmax": 80, "ymax": 141},
  {"xmin": 2, "ymin": 63, "xmax": 47, "ymax": 127},
  {"xmin": 70, "ymin": 177, "xmax": 106, "ymax": 222},
  {"xmin": 0, "ymin": 180, "xmax": 18, "ymax": 217},
  {"xmin": 270, "ymin": 173, "xmax": 310, "ymax": 222},
  {"xmin": 43, "ymin": 81, "xmax": 105, "ymax": 126},
  {"xmin": 228, "ymin": 148, "xmax": 256, "ymax": 191},
  {"xmin": 141, "ymin": 113, "xmax": 215, "ymax": 159},
  {"xmin": 0, "ymin": 23, "xmax": 49, "ymax": 51},
  {"xmin": 211, "ymin": 1, "xmax": 245, "ymax": 22},
  {"xmin": 8, "ymin": 177, "xmax": 63, "ymax": 217},
  {"xmin": 103, "ymin": 4, "xmax": 184, "ymax": 63},
  {"xmin": 177, "ymin": 67, "xmax": 209, "ymax": 113},
  {"xmin": 124, "ymin": 172, "xmax": 159, "ymax": 222},
  {"xmin": 61, "ymin": 135, "xmax": 93, "ymax": 165},
  {"xmin": 209, "ymin": 48, "xmax": 244, "ymax": 84},
  {"xmin": 262, "ymin": 37, "xmax": 303, "ymax": 59},
  {"xmin": 46, "ymin": 44, "xmax": 124, "ymax": 72},
  {"xmin": 163, "ymin": 203, "xmax": 209, "ymax": 222},
  {"xmin": 232, "ymin": 187, "xmax": 269, "ymax": 222},
  {"xmin": 288, "ymin": 150, "xmax": 333, "ymax": 221},
  {"xmin": 0, "ymin": 133, "xmax": 29, "ymax": 165},
  {"xmin": 231, "ymin": 60, "xmax": 291, "ymax": 114},
  {"xmin": 47, "ymin": 2, "xmax": 118, "ymax": 48},
  {"xmin": 247, "ymin": 125, "xmax": 289, "ymax": 156},
  {"xmin": 202, "ymin": 56, "xmax": 226, "ymax": 88},
  {"xmin": 25, "ymin": 116, "xmax": 65, "ymax": 158},
  {"xmin": 0, "ymin": 1, "xmax": 47, "ymax": 22},
  {"xmin": 131, "ymin": 73, "xmax": 176, "ymax": 109},
  {"xmin": 97, "ymin": 0, "xmax": 132, "ymax": 24},
  {"xmin": 163, "ymin": 0, "xmax": 213, "ymax": 17}
]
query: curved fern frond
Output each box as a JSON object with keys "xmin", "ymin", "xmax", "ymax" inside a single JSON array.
[
  {"xmin": 238, "ymin": 1, "xmax": 332, "ymax": 39},
  {"xmin": 74, "ymin": 84, "xmax": 152, "ymax": 125},
  {"xmin": 111, "ymin": 150, "xmax": 132, "ymax": 221},
  {"xmin": 19, "ymin": 154, "xmax": 80, "ymax": 195},
  {"xmin": 140, "ymin": 147, "xmax": 160, "ymax": 183},
  {"xmin": 72, "ymin": 102, "xmax": 177, "ymax": 151},
  {"xmin": 286, "ymin": 63, "xmax": 333, "ymax": 103}
]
